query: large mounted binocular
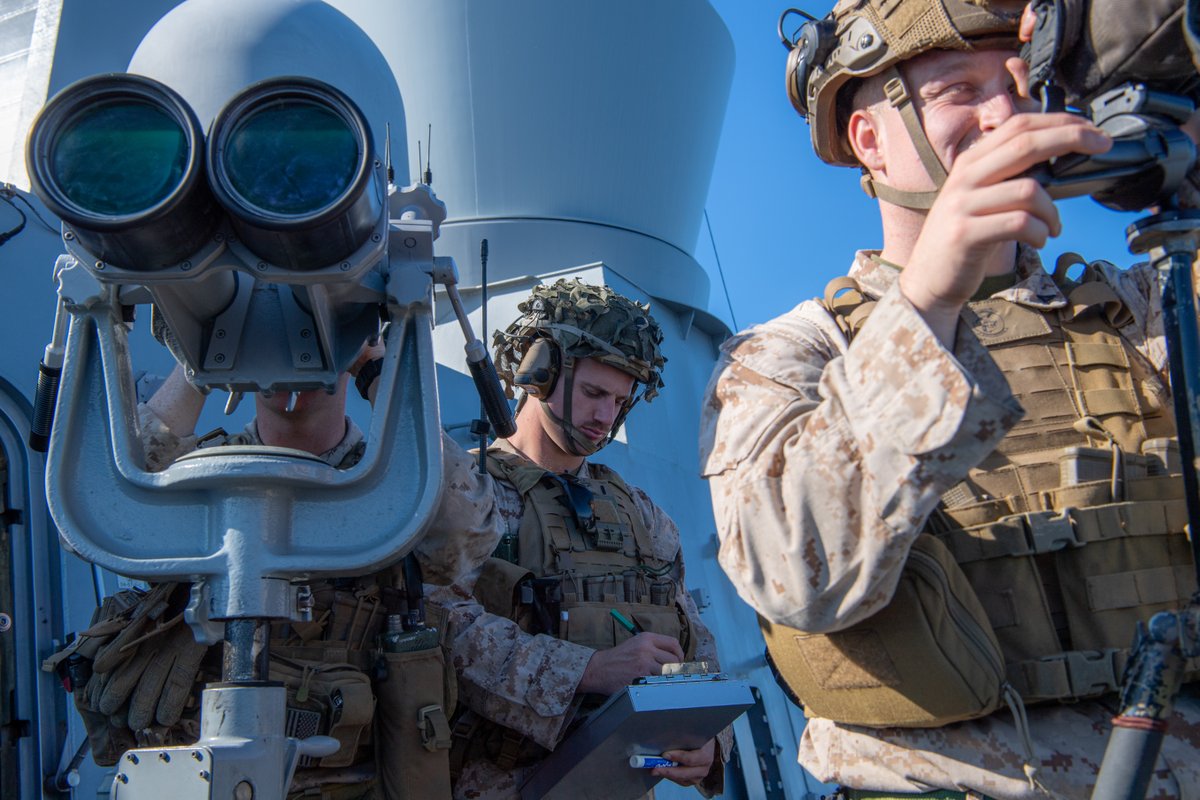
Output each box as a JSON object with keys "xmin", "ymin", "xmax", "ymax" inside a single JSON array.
[{"xmin": 27, "ymin": 72, "xmax": 390, "ymax": 395}]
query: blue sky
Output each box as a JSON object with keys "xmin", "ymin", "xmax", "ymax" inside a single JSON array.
[{"xmin": 698, "ymin": 0, "xmax": 1144, "ymax": 333}]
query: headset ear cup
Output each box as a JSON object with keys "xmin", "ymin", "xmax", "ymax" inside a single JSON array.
[
  {"xmin": 514, "ymin": 339, "xmax": 560, "ymax": 398},
  {"xmin": 786, "ymin": 44, "xmax": 807, "ymax": 115}
]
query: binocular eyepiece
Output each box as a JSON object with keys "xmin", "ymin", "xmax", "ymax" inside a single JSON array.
[{"xmin": 1031, "ymin": 83, "xmax": 1198, "ymax": 212}]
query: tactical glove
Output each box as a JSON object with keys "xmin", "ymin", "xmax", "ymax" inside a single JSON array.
[
  {"xmin": 125, "ymin": 622, "xmax": 209, "ymax": 729},
  {"xmin": 53, "ymin": 583, "xmax": 212, "ymax": 764}
]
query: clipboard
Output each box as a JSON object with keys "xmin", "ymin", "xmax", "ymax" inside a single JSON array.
[{"xmin": 519, "ymin": 673, "xmax": 753, "ymax": 800}]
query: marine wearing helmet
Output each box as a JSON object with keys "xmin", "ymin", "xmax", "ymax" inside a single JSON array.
[
  {"xmin": 700, "ymin": 1, "xmax": 1199, "ymax": 797},
  {"xmin": 785, "ymin": 0, "xmax": 1025, "ymax": 208},
  {"xmin": 423, "ymin": 278, "xmax": 731, "ymax": 800},
  {"xmin": 493, "ymin": 278, "xmax": 665, "ymax": 456}
]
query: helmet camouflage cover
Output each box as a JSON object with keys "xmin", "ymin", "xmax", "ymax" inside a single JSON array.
[{"xmin": 494, "ymin": 278, "xmax": 666, "ymax": 401}]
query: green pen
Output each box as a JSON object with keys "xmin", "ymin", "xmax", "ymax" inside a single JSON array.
[{"xmin": 610, "ymin": 608, "xmax": 644, "ymax": 635}]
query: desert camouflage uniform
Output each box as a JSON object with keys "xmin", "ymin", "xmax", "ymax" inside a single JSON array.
[
  {"xmin": 700, "ymin": 247, "xmax": 1200, "ymax": 799},
  {"xmin": 426, "ymin": 438, "xmax": 732, "ymax": 800},
  {"xmin": 139, "ymin": 407, "xmax": 366, "ymax": 470}
]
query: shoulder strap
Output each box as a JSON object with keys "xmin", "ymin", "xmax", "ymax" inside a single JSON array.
[
  {"xmin": 1056, "ymin": 254, "xmax": 1134, "ymax": 330},
  {"xmin": 485, "ymin": 448, "xmax": 547, "ymax": 495},
  {"xmin": 587, "ymin": 461, "xmax": 630, "ymax": 496},
  {"xmin": 820, "ymin": 275, "xmax": 877, "ymax": 343}
]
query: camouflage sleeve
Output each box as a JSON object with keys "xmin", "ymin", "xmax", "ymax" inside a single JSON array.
[
  {"xmin": 413, "ymin": 432, "xmax": 508, "ymax": 585},
  {"xmin": 137, "ymin": 404, "xmax": 199, "ymax": 473},
  {"xmin": 630, "ymin": 488, "xmax": 733, "ymax": 795},
  {"xmin": 699, "ymin": 284, "xmax": 1022, "ymax": 634},
  {"xmin": 426, "ymin": 576, "xmax": 594, "ymax": 750}
]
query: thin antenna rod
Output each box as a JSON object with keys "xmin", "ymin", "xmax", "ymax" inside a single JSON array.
[
  {"xmin": 384, "ymin": 122, "xmax": 394, "ymax": 183},
  {"xmin": 424, "ymin": 123, "xmax": 433, "ymax": 185},
  {"xmin": 705, "ymin": 208, "xmax": 738, "ymax": 331},
  {"xmin": 477, "ymin": 238, "xmax": 490, "ymax": 474},
  {"xmin": 417, "ymin": 140, "xmax": 424, "ymax": 185}
]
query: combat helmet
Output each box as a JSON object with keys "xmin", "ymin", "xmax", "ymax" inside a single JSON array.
[
  {"xmin": 493, "ymin": 279, "xmax": 665, "ymax": 456},
  {"xmin": 781, "ymin": 0, "xmax": 1023, "ymax": 208}
]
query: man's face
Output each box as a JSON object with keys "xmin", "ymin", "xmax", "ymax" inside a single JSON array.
[
  {"xmin": 863, "ymin": 48, "xmax": 1037, "ymax": 191},
  {"xmin": 541, "ymin": 356, "xmax": 636, "ymax": 450}
]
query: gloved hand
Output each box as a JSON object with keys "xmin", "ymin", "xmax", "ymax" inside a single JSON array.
[
  {"xmin": 58, "ymin": 583, "xmax": 211, "ymax": 763},
  {"xmin": 127, "ymin": 622, "xmax": 209, "ymax": 729}
]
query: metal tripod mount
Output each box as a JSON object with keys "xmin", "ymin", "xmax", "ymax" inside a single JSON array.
[
  {"xmin": 1091, "ymin": 210, "xmax": 1200, "ymax": 800},
  {"xmin": 44, "ymin": 183, "xmax": 458, "ymax": 799}
]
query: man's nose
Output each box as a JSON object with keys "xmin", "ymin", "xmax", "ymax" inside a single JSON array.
[
  {"xmin": 593, "ymin": 399, "xmax": 619, "ymax": 427},
  {"xmin": 979, "ymin": 90, "xmax": 1017, "ymax": 131}
]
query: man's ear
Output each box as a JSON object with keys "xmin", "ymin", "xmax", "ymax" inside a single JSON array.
[{"xmin": 847, "ymin": 107, "xmax": 885, "ymax": 173}]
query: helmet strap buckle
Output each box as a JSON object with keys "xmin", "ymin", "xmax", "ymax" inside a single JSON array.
[{"xmin": 861, "ymin": 66, "xmax": 948, "ymax": 211}]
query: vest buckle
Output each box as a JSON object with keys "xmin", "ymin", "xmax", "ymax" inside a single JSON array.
[
  {"xmin": 1062, "ymin": 649, "xmax": 1120, "ymax": 697},
  {"xmin": 1022, "ymin": 510, "xmax": 1080, "ymax": 554},
  {"xmin": 418, "ymin": 704, "xmax": 452, "ymax": 752}
]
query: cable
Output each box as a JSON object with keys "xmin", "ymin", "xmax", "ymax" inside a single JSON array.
[
  {"xmin": 2, "ymin": 185, "xmax": 58, "ymax": 235},
  {"xmin": 0, "ymin": 194, "xmax": 26, "ymax": 246},
  {"xmin": 704, "ymin": 208, "xmax": 739, "ymax": 331}
]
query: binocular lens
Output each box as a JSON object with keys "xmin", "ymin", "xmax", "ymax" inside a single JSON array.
[
  {"xmin": 209, "ymin": 78, "xmax": 381, "ymax": 271},
  {"xmin": 27, "ymin": 74, "xmax": 218, "ymax": 271},
  {"xmin": 223, "ymin": 99, "xmax": 359, "ymax": 217},
  {"xmin": 52, "ymin": 100, "xmax": 188, "ymax": 217}
]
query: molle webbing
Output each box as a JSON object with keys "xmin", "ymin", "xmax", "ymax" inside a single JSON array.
[
  {"xmin": 459, "ymin": 450, "xmax": 695, "ymax": 769},
  {"xmin": 480, "ymin": 448, "xmax": 691, "ymax": 655},
  {"xmin": 934, "ymin": 497, "xmax": 1189, "ymax": 564},
  {"xmin": 484, "ymin": 449, "xmax": 662, "ymax": 577},
  {"xmin": 807, "ymin": 265, "xmax": 1197, "ymax": 716}
]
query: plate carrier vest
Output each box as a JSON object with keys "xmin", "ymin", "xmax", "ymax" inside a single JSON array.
[
  {"xmin": 762, "ymin": 263, "xmax": 1199, "ymax": 728},
  {"xmin": 452, "ymin": 447, "xmax": 695, "ymax": 772}
]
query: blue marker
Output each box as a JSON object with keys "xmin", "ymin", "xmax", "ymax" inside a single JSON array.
[{"xmin": 629, "ymin": 755, "xmax": 678, "ymax": 769}]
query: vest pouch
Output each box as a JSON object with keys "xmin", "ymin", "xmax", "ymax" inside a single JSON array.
[
  {"xmin": 270, "ymin": 653, "xmax": 375, "ymax": 768},
  {"xmin": 375, "ymin": 645, "xmax": 455, "ymax": 800},
  {"xmin": 761, "ymin": 534, "xmax": 1006, "ymax": 727},
  {"xmin": 560, "ymin": 598, "xmax": 690, "ymax": 659},
  {"xmin": 630, "ymin": 603, "xmax": 696, "ymax": 661}
]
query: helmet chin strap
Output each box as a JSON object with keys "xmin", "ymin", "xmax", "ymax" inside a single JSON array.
[
  {"xmin": 539, "ymin": 357, "xmax": 639, "ymax": 459},
  {"xmin": 541, "ymin": 358, "xmax": 601, "ymax": 457},
  {"xmin": 859, "ymin": 66, "xmax": 949, "ymax": 211}
]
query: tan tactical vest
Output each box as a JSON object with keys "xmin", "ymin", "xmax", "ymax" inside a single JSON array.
[
  {"xmin": 476, "ymin": 448, "xmax": 695, "ymax": 658},
  {"xmin": 451, "ymin": 448, "xmax": 696, "ymax": 774},
  {"xmin": 270, "ymin": 568, "xmax": 455, "ymax": 800},
  {"xmin": 762, "ymin": 266, "xmax": 1199, "ymax": 728}
]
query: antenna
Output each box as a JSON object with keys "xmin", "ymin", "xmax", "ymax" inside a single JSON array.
[
  {"xmin": 424, "ymin": 123, "xmax": 433, "ymax": 186},
  {"xmin": 476, "ymin": 238, "xmax": 490, "ymax": 474},
  {"xmin": 417, "ymin": 140, "xmax": 424, "ymax": 185},
  {"xmin": 384, "ymin": 123, "xmax": 394, "ymax": 184}
]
